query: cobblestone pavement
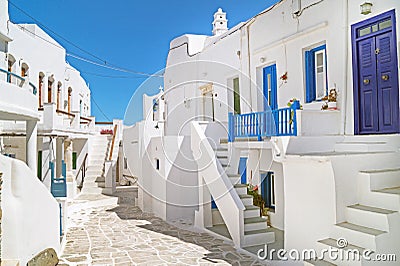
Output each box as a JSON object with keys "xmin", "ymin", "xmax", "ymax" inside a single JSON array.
[{"xmin": 59, "ymin": 198, "xmax": 270, "ymax": 266}]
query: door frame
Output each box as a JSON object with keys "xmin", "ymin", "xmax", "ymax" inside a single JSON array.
[
  {"xmin": 263, "ymin": 64, "xmax": 278, "ymax": 111},
  {"xmin": 352, "ymin": 9, "xmax": 399, "ymax": 135}
]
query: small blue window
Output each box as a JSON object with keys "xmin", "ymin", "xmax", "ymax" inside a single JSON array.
[{"xmin": 305, "ymin": 45, "xmax": 328, "ymax": 103}]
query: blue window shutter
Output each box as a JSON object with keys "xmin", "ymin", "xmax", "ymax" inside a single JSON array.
[{"xmin": 305, "ymin": 50, "xmax": 316, "ymax": 103}]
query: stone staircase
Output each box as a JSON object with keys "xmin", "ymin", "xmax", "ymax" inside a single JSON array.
[
  {"xmin": 208, "ymin": 144, "xmax": 275, "ymax": 248},
  {"xmin": 80, "ymin": 135, "xmax": 110, "ymax": 194},
  {"xmin": 307, "ymin": 140, "xmax": 400, "ymax": 266}
]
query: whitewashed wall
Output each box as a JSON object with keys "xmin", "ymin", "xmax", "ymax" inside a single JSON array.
[
  {"xmin": 6, "ymin": 22, "xmax": 91, "ymax": 117},
  {"xmin": 0, "ymin": 155, "xmax": 60, "ymax": 265}
]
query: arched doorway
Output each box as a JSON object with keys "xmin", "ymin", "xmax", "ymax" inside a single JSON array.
[
  {"xmin": 39, "ymin": 72, "xmax": 45, "ymax": 108},
  {"xmin": 68, "ymin": 87, "xmax": 72, "ymax": 113},
  {"xmin": 7, "ymin": 54, "xmax": 15, "ymax": 83},
  {"xmin": 48, "ymin": 76, "xmax": 54, "ymax": 103},
  {"xmin": 21, "ymin": 63, "xmax": 29, "ymax": 77},
  {"xmin": 57, "ymin": 82, "xmax": 62, "ymax": 110}
]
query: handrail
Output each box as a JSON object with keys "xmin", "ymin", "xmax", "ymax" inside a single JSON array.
[
  {"xmin": 108, "ymin": 124, "xmax": 118, "ymax": 161},
  {"xmin": 0, "ymin": 68, "xmax": 37, "ymax": 95},
  {"xmin": 80, "ymin": 116, "xmax": 92, "ymax": 122},
  {"xmin": 75, "ymin": 153, "xmax": 88, "ymax": 189},
  {"xmin": 228, "ymin": 103, "xmax": 300, "ymax": 142},
  {"xmin": 95, "ymin": 121, "xmax": 113, "ymax": 125},
  {"xmin": 56, "ymin": 109, "xmax": 75, "ymax": 117}
]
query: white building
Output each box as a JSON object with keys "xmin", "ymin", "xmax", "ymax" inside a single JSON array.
[
  {"xmin": 0, "ymin": 1, "xmax": 121, "ymax": 263},
  {"xmin": 125, "ymin": 0, "xmax": 400, "ymax": 264}
]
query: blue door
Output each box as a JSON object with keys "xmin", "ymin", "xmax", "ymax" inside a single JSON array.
[
  {"xmin": 239, "ymin": 157, "xmax": 247, "ymax": 184},
  {"xmin": 352, "ymin": 10, "xmax": 399, "ymax": 134},
  {"xmin": 261, "ymin": 172, "xmax": 275, "ymax": 210},
  {"xmin": 263, "ymin": 65, "xmax": 278, "ymax": 111}
]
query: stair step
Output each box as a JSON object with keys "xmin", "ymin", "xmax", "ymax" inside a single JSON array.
[
  {"xmin": 373, "ymin": 186, "xmax": 400, "ymax": 195},
  {"xmin": 316, "ymin": 238, "xmax": 365, "ymax": 265},
  {"xmin": 361, "ymin": 168, "xmax": 400, "ymax": 190},
  {"xmin": 244, "ymin": 205, "xmax": 260, "ymax": 219},
  {"xmin": 305, "ymin": 258, "xmax": 337, "ymax": 266},
  {"xmin": 359, "ymin": 187, "xmax": 400, "ymax": 211},
  {"xmin": 244, "ymin": 217, "xmax": 268, "ymax": 224},
  {"xmin": 242, "ymin": 228, "xmax": 275, "ymax": 247},
  {"xmin": 244, "ymin": 217, "xmax": 268, "ymax": 231},
  {"xmin": 239, "ymin": 194, "xmax": 253, "ymax": 206},
  {"xmin": 361, "ymin": 168, "xmax": 400, "ymax": 174},
  {"xmin": 234, "ymin": 184, "xmax": 247, "ymax": 195},
  {"xmin": 228, "ymin": 174, "xmax": 241, "ymax": 185},
  {"xmin": 244, "ymin": 228, "xmax": 271, "ymax": 235},
  {"xmin": 318, "ymin": 238, "xmax": 365, "ymax": 252},
  {"xmin": 333, "ymin": 222, "xmax": 386, "ymax": 250},
  {"xmin": 347, "ymin": 204, "xmax": 394, "ymax": 231},
  {"xmin": 336, "ymin": 222, "xmax": 386, "ymax": 236},
  {"xmin": 245, "ymin": 205, "xmax": 260, "ymax": 210},
  {"xmin": 348, "ymin": 204, "xmax": 395, "ymax": 215},
  {"xmin": 97, "ymin": 181, "xmax": 105, "ymax": 188},
  {"xmin": 96, "ymin": 176, "xmax": 105, "ymax": 182}
]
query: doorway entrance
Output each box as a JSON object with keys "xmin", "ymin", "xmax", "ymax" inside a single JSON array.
[{"xmin": 352, "ymin": 10, "xmax": 399, "ymax": 134}]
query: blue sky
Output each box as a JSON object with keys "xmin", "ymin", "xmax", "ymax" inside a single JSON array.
[{"xmin": 9, "ymin": 0, "xmax": 279, "ymax": 122}]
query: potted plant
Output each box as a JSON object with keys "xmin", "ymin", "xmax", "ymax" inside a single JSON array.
[
  {"xmin": 287, "ymin": 98, "xmax": 302, "ymax": 125},
  {"xmin": 247, "ymin": 184, "xmax": 271, "ymax": 226},
  {"xmin": 321, "ymin": 88, "xmax": 337, "ymax": 110}
]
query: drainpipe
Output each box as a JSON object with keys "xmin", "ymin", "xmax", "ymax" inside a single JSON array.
[
  {"xmin": 246, "ymin": 18, "xmax": 256, "ymax": 112},
  {"xmin": 340, "ymin": 0, "xmax": 349, "ymax": 135}
]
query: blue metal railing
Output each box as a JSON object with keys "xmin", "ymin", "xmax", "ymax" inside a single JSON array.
[
  {"xmin": 228, "ymin": 102, "xmax": 300, "ymax": 142},
  {"xmin": 0, "ymin": 68, "xmax": 37, "ymax": 95},
  {"xmin": 50, "ymin": 160, "xmax": 67, "ymax": 198}
]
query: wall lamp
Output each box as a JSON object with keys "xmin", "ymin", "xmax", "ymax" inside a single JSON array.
[{"xmin": 360, "ymin": 2, "xmax": 373, "ymax": 15}]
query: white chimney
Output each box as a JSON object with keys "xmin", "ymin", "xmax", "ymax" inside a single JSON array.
[
  {"xmin": 212, "ymin": 8, "xmax": 228, "ymax": 36},
  {"xmin": 0, "ymin": 0, "xmax": 10, "ymax": 35}
]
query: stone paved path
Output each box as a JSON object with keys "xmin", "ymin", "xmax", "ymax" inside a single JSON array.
[{"xmin": 59, "ymin": 196, "xmax": 270, "ymax": 266}]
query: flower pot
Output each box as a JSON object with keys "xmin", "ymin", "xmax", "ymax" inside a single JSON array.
[
  {"xmin": 328, "ymin": 102, "xmax": 337, "ymax": 109},
  {"xmin": 291, "ymin": 100, "xmax": 301, "ymax": 110}
]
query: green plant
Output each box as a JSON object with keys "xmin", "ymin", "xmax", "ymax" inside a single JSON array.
[
  {"xmin": 287, "ymin": 98, "xmax": 302, "ymax": 125},
  {"xmin": 247, "ymin": 184, "xmax": 266, "ymax": 216}
]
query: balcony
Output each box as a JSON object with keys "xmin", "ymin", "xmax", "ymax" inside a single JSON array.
[
  {"xmin": 228, "ymin": 103, "xmax": 300, "ymax": 142},
  {"xmin": 0, "ymin": 68, "xmax": 39, "ymax": 121},
  {"xmin": 40, "ymin": 103, "xmax": 95, "ymax": 133}
]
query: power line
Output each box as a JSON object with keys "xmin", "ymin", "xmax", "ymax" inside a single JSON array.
[
  {"xmin": 8, "ymin": 0, "xmax": 105, "ymax": 63},
  {"xmin": 67, "ymin": 53, "xmax": 163, "ymax": 78},
  {"xmin": 91, "ymin": 95, "xmax": 111, "ymax": 121},
  {"xmin": 8, "ymin": 0, "xmax": 163, "ymax": 78},
  {"xmin": 79, "ymin": 70, "xmax": 148, "ymax": 79}
]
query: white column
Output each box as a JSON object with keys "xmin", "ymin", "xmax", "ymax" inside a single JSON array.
[
  {"xmin": 56, "ymin": 137, "xmax": 62, "ymax": 178},
  {"xmin": 26, "ymin": 120, "xmax": 38, "ymax": 174},
  {"xmin": 64, "ymin": 138, "xmax": 73, "ymax": 182}
]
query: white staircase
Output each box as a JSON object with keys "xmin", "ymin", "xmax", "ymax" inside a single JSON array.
[
  {"xmin": 311, "ymin": 141, "xmax": 400, "ymax": 266},
  {"xmin": 208, "ymin": 142, "xmax": 275, "ymax": 248},
  {"xmin": 81, "ymin": 135, "xmax": 110, "ymax": 194}
]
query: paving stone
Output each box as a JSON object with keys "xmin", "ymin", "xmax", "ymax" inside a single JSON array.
[{"xmin": 60, "ymin": 189, "xmax": 271, "ymax": 265}]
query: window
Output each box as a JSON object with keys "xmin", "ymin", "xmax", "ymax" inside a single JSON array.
[
  {"xmin": 261, "ymin": 172, "xmax": 275, "ymax": 211},
  {"xmin": 72, "ymin": 152, "xmax": 77, "ymax": 170},
  {"xmin": 233, "ymin": 77, "xmax": 241, "ymax": 114},
  {"xmin": 37, "ymin": 151, "xmax": 42, "ymax": 180},
  {"xmin": 305, "ymin": 45, "xmax": 328, "ymax": 103},
  {"xmin": 357, "ymin": 18, "xmax": 392, "ymax": 38},
  {"xmin": 155, "ymin": 158, "xmax": 160, "ymax": 170}
]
